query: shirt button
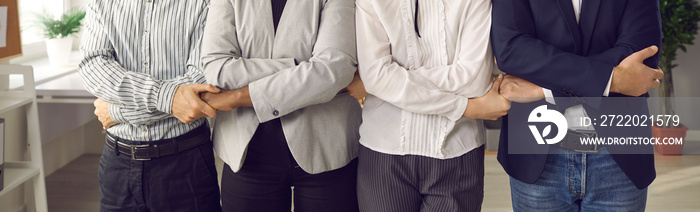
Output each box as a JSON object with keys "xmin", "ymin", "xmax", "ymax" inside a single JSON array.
[
  {"xmin": 144, "ymin": 62, "xmax": 148, "ymax": 66},
  {"xmin": 273, "ymin": 110, "xmax": 279, "ymax": 116},
  {"xmin": 147, "ymin": 0, "xmax": 152, "ymax": 3},
  {"xmin": 145, "ymin": 29, "xmax": 149, "ymax": 33}
]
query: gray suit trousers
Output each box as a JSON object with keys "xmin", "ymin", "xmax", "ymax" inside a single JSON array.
[{"xmin": 357, "ymin": 145, "xmax": 485, "ymax": 212}]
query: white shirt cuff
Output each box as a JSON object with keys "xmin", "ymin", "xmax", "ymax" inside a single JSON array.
[
  {"xmin": 543, "ymin": 88, "xmax": 555, "ymax": 105},
  {"xmin": 603, "ymin": 69, "xmax": 614, "ymax": 96}
]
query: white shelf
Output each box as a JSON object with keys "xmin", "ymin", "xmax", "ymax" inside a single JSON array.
[
  {"xmin": 10, "ymin": 51, "xmax": 94, "ymax": 104},
  {"xmin": 1, "ymin": 65, "xmax": 48, "ymax": 212},
  {"xmin": 0, "ymin": 97, "xmax": 34, "ymax": 115},
  {"xmin": 9, "ymin": 51, "xmax": 82, "ymax": 90},
  {"xmin": 0, "ymin": 162, "xmax": 41, "ymax": 196}
]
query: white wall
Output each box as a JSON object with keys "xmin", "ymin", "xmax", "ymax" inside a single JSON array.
[
  {"xmin": 70, "ymin": 0, "xmax": 87, "ymax": 50},
  {"xmin": 673, "ymin": 42, "xmax": 700, "ymax": 98},
  {"xmin": 648, "ymin": 19, "xmax": 700, "ymax": 130},
  {"xmin": 668, "ymin": 23, "xmax": 700, "ymax": 130}
]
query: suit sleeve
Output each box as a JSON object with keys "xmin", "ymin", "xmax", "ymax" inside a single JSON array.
[
  {"xmin": 248, "ymin": 0, "xmax": 358, "ymax": 123},
  {"xmin": 491, "ymin": 0, "xmax": 661, "ymax": 97},
  {"xmin": 201, "ymin": 0, "xmax": 297, "ymax": 90}
]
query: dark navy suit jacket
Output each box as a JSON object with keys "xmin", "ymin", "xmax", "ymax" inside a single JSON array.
[{"xmin": 491, "ymin": 0, "xmax": 661, "ymax": 189}]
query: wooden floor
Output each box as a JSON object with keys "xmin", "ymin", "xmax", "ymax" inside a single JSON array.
[
  {"xmin": 46, "ymin": 153, "xmax": 700, "ymax": 212},
  {"xmin": 45, "ymin": 155, "xmax": 101, "ymax": 212}
]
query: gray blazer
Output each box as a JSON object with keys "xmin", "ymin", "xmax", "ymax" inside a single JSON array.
[{"xmin": 201, "ymin": 0, "xmax": 360, "ymax": 174}]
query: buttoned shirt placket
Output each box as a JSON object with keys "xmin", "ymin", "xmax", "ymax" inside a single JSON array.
[{"xmin": 141, "ymin": 0, "xmax": 154, "ymax": 139}]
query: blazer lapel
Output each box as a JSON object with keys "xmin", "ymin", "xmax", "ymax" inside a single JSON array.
[
  {"xmin": 556, "ymin": 0, "xmax": 582, "ymax": 54},
  {"xmin": 579, "ymin": 0, "xmax": 601, "ymax": 55},
  {"xmin": 252, "ymin": 0, "xmax": 276, "ymax": 58},
  {"xmin": 272, "ymin": 1, "xmax": 320, "ymax": 61}
]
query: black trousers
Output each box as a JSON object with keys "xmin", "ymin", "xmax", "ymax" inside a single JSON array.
[
  {"xmin": 97, "ymin": 129, "xmax": 221, "ymax": 212},
  {"xmin": 221, "ymin": 119, "xmax": 359, "ymax": 212}
]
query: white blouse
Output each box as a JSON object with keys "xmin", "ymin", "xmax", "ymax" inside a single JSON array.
[{"xmin": 356, "ymin": 0, "xmax": 494, "ymax": 159}]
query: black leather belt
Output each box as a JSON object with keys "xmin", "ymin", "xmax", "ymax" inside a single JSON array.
[
  {"xmin": 558, "ymin": 130, "xmax": 598, "ymax": 153},
  {"xmin": 105, "ymin": 125, "xmax": 210, "ymax": 161}
]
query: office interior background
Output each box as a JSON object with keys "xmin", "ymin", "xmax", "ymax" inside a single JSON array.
[{"xmin": 0, "ymin": 0, "xmax": 699, "ymax": 211}]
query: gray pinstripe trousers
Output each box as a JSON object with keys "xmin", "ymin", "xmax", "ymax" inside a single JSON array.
[{"xmin": 357, "ymin": 145, "xmax": 485, "ymax": 212}]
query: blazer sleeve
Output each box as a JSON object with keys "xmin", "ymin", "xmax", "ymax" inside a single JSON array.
[
  {"xmin": 491, "ymin": 0, "xmax": 661, "ymax": 97},
  {"xmin": 201, "ymin": 0, "xmax": 297, "ymax": 90},
  {"xmin": 248, "ymin": 0, "xmax": 359, "ymax": 123}
]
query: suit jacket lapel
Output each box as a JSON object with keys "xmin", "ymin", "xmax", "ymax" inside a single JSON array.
[
  {"xmin": 579, "ymin": 0, "xmax": 601, "ymax": 56},
  {"xmin": 252, "ymin": 0, "xmax": 276, "ymax": 58},
  {"xmin": 272, "ymin": 1, "xmax": 320, "ymax": 62},
  {"xmin": 556, "ymin": 0, "xmax": 582, "ymax": 54}
]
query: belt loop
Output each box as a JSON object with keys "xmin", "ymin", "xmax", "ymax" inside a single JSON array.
[{"xmin": 113, "ymin": 137, "xmax": 120, "ymax": 156}]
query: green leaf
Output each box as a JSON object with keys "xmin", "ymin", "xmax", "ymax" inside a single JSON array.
[
  {"xmin": 658, "ymin": 0, "xmax": 700, "ymax": 113},
  {"xmin": 33, "ymin": 8, "xmax": 86, "ymax": 39}
]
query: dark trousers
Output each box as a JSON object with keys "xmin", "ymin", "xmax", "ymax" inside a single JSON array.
[
  {"xmin": 220, "ymin": 119, "xmax": 359, "ymax": 212},
  {"xmin": 357, "ymin": 145, "xmax": 485, "ymax": 212},
  {"xmin": 97, "ymin": 131, "xmax": 221, "ymax": 212}
]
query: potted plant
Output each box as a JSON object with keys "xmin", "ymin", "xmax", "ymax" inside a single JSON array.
[
  {"xmin": 654, "ymin": 0, "xmax": 700, "ymax": 155},
  {"xmin": 35, "ymin": 8, "xmax": 86, "ymax": 66}
]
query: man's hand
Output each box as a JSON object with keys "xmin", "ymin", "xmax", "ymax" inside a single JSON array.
[
  {"xmin": 499, "ymin": 75, "xmax": 545, "ymax": 103},
  {"xmin": 346, "ymin": 72, "xmax": 369, "ymax": 100},
  {"xmin": 610, "ymin": 46, "xmax": 664, "ymax": 96},
  {"xmin": 172, "ymin": 84, "xmax": 221, "ymax": 123},
  {"xmin": 200, "ymin": 87, "xmax": 253, "ymax": 111},
  {"xmin": 463, "ymin": 75, "xmax": 511, "ymax": 120},
  {"xmin": 94, "ymin": 99, "xmax": 116, "ymax": 130}
]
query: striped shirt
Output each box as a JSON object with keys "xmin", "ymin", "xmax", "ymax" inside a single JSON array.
[{"xmin": 79, "ymin": 0, "xmax": 209, "ymax": 141}]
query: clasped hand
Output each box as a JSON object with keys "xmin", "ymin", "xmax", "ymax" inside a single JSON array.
[
  {"xmin": 93, "ymin": 84, "xmax": 254, "ymax": 129},
  {"xmin": 463, "ymin": 73, "xmax": 548, "ymax": 120},
  {"xmin": 199, "ymin": 87, "xmax": 253, "ymax": 111},
  {"xmin": 96, "ymin": 46, "xmax": 663, "ymax": 129},
  {"xmin": 175, "ymin": 85, "xmax": 253, "ymax": 122},
  {"xmin": 483, "ymin": 45, "xmax": 664, "ymax": 121}
]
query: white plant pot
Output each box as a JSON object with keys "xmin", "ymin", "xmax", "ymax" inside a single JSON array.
[{"xmin": 46, "ymin": 37, "xmax": 73, "ymax": 66}]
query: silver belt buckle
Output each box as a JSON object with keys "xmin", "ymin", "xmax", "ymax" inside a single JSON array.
[
  {"xmin": 574, "ymin": 145, "xmax": 599, "ymax": 153},
  {"xmin": 130, "ymin": 144, "xmax": 152, "ymax": 161},
  {"xmin": 569, "ymin": 129, "xmax": 596, "ymax": 137},
  {"xmin": 570, "ymin": 130, "xmax": 598, "ymax": 153}
]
